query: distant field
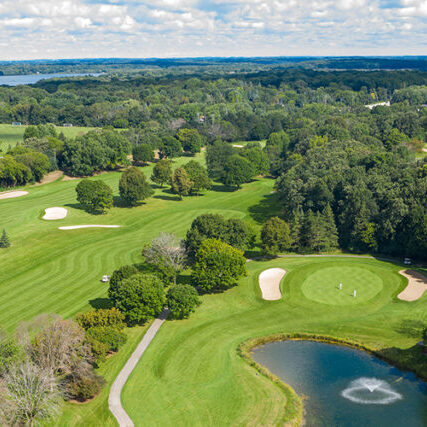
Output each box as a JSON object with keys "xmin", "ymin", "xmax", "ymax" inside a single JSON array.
[{"xmin": 0, "ymin": 124, "xmax": 97, "ymax": 151}]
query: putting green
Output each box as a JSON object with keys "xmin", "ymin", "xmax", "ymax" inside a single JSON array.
[{"xmin": 301, "ymin": 266, "xmax": 383, "ymax": 305}]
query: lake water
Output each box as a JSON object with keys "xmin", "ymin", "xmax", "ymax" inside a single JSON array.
[
  {"xmin": 251, "ymin": 340, "xmax": 427, "ymax": 427},
  {"xmin": 0, "ymin": 73, "xmax": 102, "ymax": 86}
]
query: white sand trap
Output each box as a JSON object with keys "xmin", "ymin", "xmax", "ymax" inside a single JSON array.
[
  {"xmin": 0, "ymin": 190, "xmax": 29, "ymax": 200},
  {"xmin": 43, "ymin": 207, "xmax": 68, "ymax": 220},
  {"xmin": 259, "ymin": 268, "xmax": 286, "ymax": 301},
  {"xmin": 59, "ymin": 225, "xmax": 121, "ymax": 230},
  {"xmin": 233, "ymin": 144, "xmax": 244, "ymax": 148},
  {"xmin": 398, "ymin": 270, "xmax": 427, "ymax": 301}
]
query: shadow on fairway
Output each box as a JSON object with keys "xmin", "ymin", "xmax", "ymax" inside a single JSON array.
[
  {"xmin": 89, "ymin": 297, "xmax": 113, "ymax": 309},
  {"xmin": 248, "ymin": 192, "xmax": 282, "ymax": 224}
]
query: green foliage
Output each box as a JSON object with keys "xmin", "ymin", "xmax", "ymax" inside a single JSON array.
[
  {"xmin": 119, "ymin": 167, "xmax": 153, "ymax": 205},
  {"xmin": 159, "ymin": 136, "xmax": 182, "ymax": 159},
  {"xmin": 0, "ymin": 155, "xmax": 32, "ymax": 187},
  {"xmin": 76, "ymin": 308, "xmax": 125, "ymax": 331},
  {"xmin": 241, "ymin": 146, "xmax": 270, "ymax": 175},
  {"xmin": 191, "ymin": 238, "xmax": 247, "ymax": 293},
  {"xmin": 261, "ymin": 217, "xmax": 292, "ymax": 256},
  {"xmin": 184, "ymin": 213, "xmax": 252, "ymax": 258},
  {"xmin": 206, "ymin": 140, "xmax": 234, "ymax": 180},
  {"xmin": 176, "ymin": 128, "xmax": 202, "ymax": 154},
  {"xmin": 222, "ymin": 155, "xmax": 254, "ymax": 188},
  {"xmin": 0, "ymin": 229, "xmax": 11, "ymax": 248},
  {"xmin": 113, "ymin": 273, "xmax": 165, "ymax": 326},
  {"xmin": 108, "ymin": 265, "xmax": 139, "ymax": 305},
  {"xmin": 86, "ymin": 326, "xmax": 127, "ymax": 352},
  {"xmin": 13, "ymin": 150, "xmax": 50, "ymax": 182},
  {"xmin": 132, "ymin": 144, "xmax": 154, "ymax": 164},
  {"xmin": 183, "ymin": 160, "xmax": 211, "ymax": 194},
  {"xmin": 60, "ymin": 129, "xmax": 131, "ymax": 177},
  {"xmin": 0, "ymin": 331, "xmax": 22, "ymax": 375},
  {"xmin": 24, "ymin": 124, "xmax": 57, "ymax": 141},
  {"xmin": 151, "ymin": 159, "xmax": 172, "ymax": 187},
  {"xmin": 171, "ymin": 167, "xmax": 193, "ymax": 199},
  {"xmin": 76, "ymin": 179, "xmax": 113, "ymax": 213},
  {"xmin": 64, "ymin": 368, "xmax": 105, "ymax": 401},
  {"xmin": 166, "ymin": 284, "xmax": 201, "ymax": 319}
]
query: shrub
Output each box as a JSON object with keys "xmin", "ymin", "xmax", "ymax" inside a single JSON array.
[
  {"xmin": 86, "ymin": 326, "xmax": 127, "ymax": 352},
  {"xmin": 167, "ymin": 285, "xmax": 201, "ymax": 319},
  {"xmin": 64, "ymin": 364, "xmax": 105, "ymax": 401},
  {"xmin": 76, "ymin": 308, "xmax": 125, "ymax": 331}
]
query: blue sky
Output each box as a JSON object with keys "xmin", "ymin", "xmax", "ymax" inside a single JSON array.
[{"xmin": 0, "ymin": 0, "xmax": 425, "ymax": 60}]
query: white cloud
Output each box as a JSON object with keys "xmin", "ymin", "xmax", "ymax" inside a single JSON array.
[{"xmin": 0, "ymin": 0, "xmax": 425, "ymax": 59}]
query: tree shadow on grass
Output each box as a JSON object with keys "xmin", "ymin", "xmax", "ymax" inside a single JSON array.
[
  {"xmin": 64, "ymin": 203, "xmax": 104, "ymax": 215},
  {"xmin": 248, "ymin": 192, "xmax": 282, "ymax": 224},
  {"xmin": 89, "ymin": 298, "xmax": 113, "ymax": 310},
  {"xmin": 112, "ymin": 195, "xmax": 148, "ymax": 208},
  {"xmin": 211, "ymin": 184, "xmax": 236, "ymax": 193},
  {"xmin": 393, "ymin": 320, "xmax": 425, "ymax": 339},
  {"xmin": 153, "ymin": 194, "xmax": 182, "ymax": 201}
]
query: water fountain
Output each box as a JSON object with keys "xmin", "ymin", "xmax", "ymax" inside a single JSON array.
[{"xmin": 341, "ymin": 377, "xmax": 403, "ymax": 405}]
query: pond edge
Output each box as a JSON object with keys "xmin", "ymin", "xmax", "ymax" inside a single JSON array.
[{"xmin": 237, "ymin": 333, "xmax": 427, "ymax": 426}]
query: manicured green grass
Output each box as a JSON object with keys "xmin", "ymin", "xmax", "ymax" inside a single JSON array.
[
  {"xmin": 300, "ymin": 265, "xmax": 384, "ymax": 305},
  {"xmin": 121, "ymin": 257, "xmax": 426, "ymax": 426},
  {"xmin": 0, "ymin": 124, "xmax": 97, "ymax": 151},
  {"xmin": 1, "ymin": 151, "xmax": 426, "ymax": 426}
]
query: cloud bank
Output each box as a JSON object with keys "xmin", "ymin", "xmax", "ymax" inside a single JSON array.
[{"xmin": 0, "ymin": 0, "xmax": 425, "ymax": 60}]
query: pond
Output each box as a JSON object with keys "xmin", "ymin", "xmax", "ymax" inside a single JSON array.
[
  {"xmin": 251, "ymin": 340, "xmax": 427, "ymax": 427},
  {"xmin": 0, "ymin": 73, "xmax": 102, "ymax": 86}
]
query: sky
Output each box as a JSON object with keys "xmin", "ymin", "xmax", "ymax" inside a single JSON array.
[{"xmin": 0, "ymin": 0, "xmax": 426, "ymax": 60}]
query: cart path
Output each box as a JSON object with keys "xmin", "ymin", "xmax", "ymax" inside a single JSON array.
[{"xmin": 109, "ymin": 309, "xmax": 169, "ymax": 427}]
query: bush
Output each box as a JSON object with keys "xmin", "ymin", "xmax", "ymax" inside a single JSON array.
[
  {"xmin": 113, "ymin": 273, "xmax": 165, "ymax": 326},
  {"xmin": 108, "ymin": 265, "xmax": 139, "ymax": 305},
  {"xmin": 191, "ymin": 239, "xmax": 247, "ymax": 293},
  {"xmin": 86, "ymin": 326, "xmax": 127, "ymax": 352},
  {"xmin": 64, "ymin": 365, "xmax": 105, "ymax": 401},
  {"xmin": 76, "ymin": 308, "xmax": 125, "ymax": 331},
  {"xmin": 119, "ymin": 167, "xmax": 153, "ymax": 205},
  {"xmin": 167, "ymin": 284, "xmax": 201, "ymax": 319}
]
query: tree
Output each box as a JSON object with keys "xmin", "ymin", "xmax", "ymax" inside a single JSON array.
[
  {"xmin": 113, "ymin": 274, "xmax": 165, "ymax": 326},
  {"xmin": 301, "ymin": 210, "xmax": 329, "ymax": 253},
  {"xmin": 119, "ymin": 167, "xmax": 153, "ymax": 205},
  {"xmin": 142, "ymin": 233, "xmax": 187, "ymax": 285},
  {"xmin": 222, "ymin": 155, "xmax": 254, "ymax": 188},
  {"xmin": 0, "ymin": 155, "xmax": 32, "ymax": 188},
  {"xmin": 261, "ymin": 217, "xmax": 292, "ymax": 256},
  {"xmin": 183, "ymin": 160, "xmax": 211, "ymax": 195},
  {"xmin": 14, "ymin": 151, "xmax": 50, "ymax": 182},
  {"xmin": 159, "ymin": 136, "xmax": 182, "ymax": 159},
  {"xmin": 0, "ymin": 229, "xmax": 10, "ymax": 248},
  {"xmin": 151, "ymin": 159, "xmax": 172, "ymax": 188},
  {"xmin": 322, "ymin": 204, "xmax": 339, "ymax": 251},
  {"xmin": 75, "ymin": 179, "xmax": 113, "ymax": 214},
  {"xmin": 191, "ymin": 239, "xmax": 247, "ymax": 293},
  {"xmin": 171, "ymin": 167, "xmax": 193, "ymax": 200},
  {"xmin": 132, "ymin": 144, "xmax": 154, "ymax": 165},
  {"xmin": 0, "ymin": 362, "xmax": 60, "ymax": 426},
  {"xmin": 176, "ymin": 128, "xmax": 202, "ymax": 154},
  {"xmin": 240, "ymin": 147, "xmax": 269, "ymax": 175},
  {"xmin": 206, "ymin": 140, "xmax": 234, "ymax": 179},
  {"xmin": 108, "ymin": 265, "xmax": 139, "ymax": 305},
  {"xmin": 0, "ymin": 331, "xmax": 22, "ymax": 376},
  {"xmin": 166, "ymin": 285, "xmax": 200, "ymax": 319}
]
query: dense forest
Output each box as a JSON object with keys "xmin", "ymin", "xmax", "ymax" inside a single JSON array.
[{"xmin": 0, "ymin": 66, "xmax": 426, "ymax": 260}]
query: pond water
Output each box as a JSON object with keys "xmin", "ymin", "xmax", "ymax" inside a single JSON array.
[
  {"xmin": 0, "ymin": 73, "xmax": 102, "ymax": 86},
  {"xmin": 251, "ymin": 340, "xmax": 427, "ymax": 427}
]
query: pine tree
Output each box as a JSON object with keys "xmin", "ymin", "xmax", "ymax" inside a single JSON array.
[
  {"xmin": 0, "ymin": 229, "xmax": 11, "ymax": 248},
  {"xmin": 289, "ymin": 208, "xmax": 304, "ymax": 252},
  {"xmin": 321, "ymin": 204, "xmax": 339, "ymax": 251}
]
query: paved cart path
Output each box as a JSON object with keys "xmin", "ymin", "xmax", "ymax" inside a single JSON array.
[{"xmin": 109, "ymin": 309, "xmax": 169, "ymax": 427}]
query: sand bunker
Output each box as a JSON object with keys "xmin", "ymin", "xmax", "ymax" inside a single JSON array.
[
  {"xmin": 0, "ymin": 190, "xmax": 29, "ymax": 200},
  {"xmin": 397, "ymin": 270, "xmax": 427, "ymax": 301},
  {"xmin": 43, "ymin": 207, "xmax": 68, "ymax": 220},
  {"xmin": 259, "ymin": 268, "xmax": 286, "ymax": 301},
  {"xmin": 232, "ymin": 144, "xmax": 244, "ymax": 148},
  {"xmin": 58, "ymin": 225, "xmax": 121, "ymax": 230}
]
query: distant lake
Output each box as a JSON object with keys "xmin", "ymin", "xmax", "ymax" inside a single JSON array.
[
  {"xmin": 252, "ymin": 340, "xmax": 427, "ymax": 427},
  {"xmin": 0, "ymin": 73, "xmax": 102, "ymax": 86}
]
